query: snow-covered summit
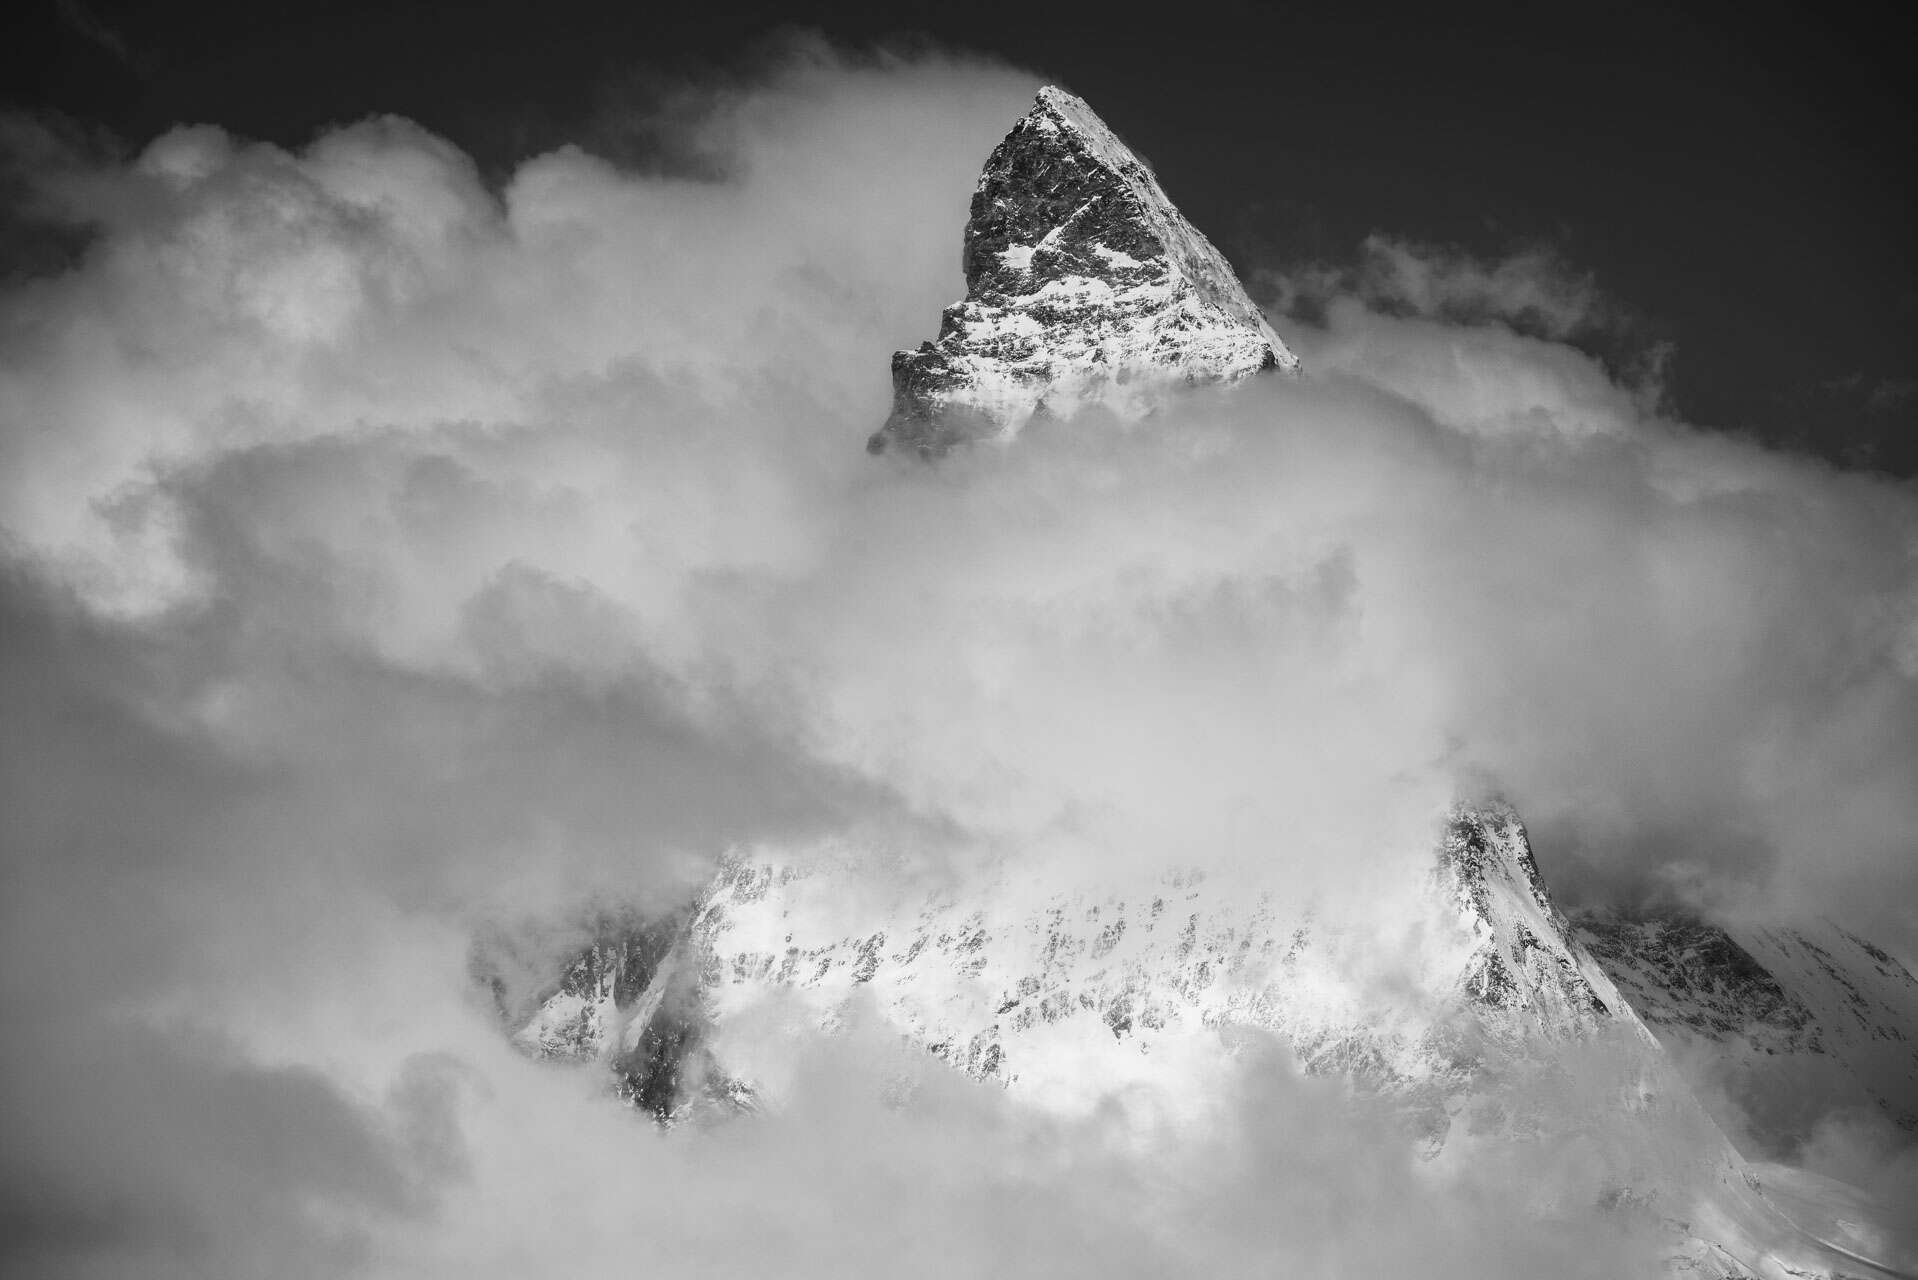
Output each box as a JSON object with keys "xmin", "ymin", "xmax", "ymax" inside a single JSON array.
[{"xmin": 869, "ymin": 85, "xmax": 1298, "ymax": 457}]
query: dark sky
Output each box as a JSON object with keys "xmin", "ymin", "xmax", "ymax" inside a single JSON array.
[{"xmin": 8, "ymin": 0, "xmax": 1914, "ymax": 471}]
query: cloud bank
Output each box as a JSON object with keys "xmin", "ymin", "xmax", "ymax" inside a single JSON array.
[{"xmin": 3, "ymin": 41, "xmax": 1915, "ymax": 1277}]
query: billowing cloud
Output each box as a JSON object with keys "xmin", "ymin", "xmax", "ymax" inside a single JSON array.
[
  {"xmin": 1273, "ymin": 234, "xmax": 1620, "ymax": 340},
  {"xmin": 3, "ymin": 39, "xmax": 1915, "ymax": 1278}
]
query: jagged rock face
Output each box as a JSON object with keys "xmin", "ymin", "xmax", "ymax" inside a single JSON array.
[
  {"xmin": 1439, "ymin": 806, "xmax": 1620, "ymax": 1025},
  {"xmin": 509, "ymin": 915, "xmax": 683, "ymax": 1062},
  {"xmin": 1576, "ymin": 911, "xmax": 1918, "ymax": 1141},
  {"xmin": 869, "ymin": 86, "xmax": 1299, "ymax": 457},
  {"xmin": 508, "ymin": 803, "xmax": 1643, "ymax": 1140},
  {"xmin": 493, "ymin": 912, "xmax": 727, "ymax": 1120}
]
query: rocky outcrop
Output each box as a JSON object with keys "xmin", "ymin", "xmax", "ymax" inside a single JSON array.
[{"xmin": 869, "ymin": 86, "xmax": 1298, "ymax": 457}]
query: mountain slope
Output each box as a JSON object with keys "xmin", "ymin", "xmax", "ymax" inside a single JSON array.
[{"xmin": 1577, "ymin": 910, "xmax": 1918, "ymax": 1147}]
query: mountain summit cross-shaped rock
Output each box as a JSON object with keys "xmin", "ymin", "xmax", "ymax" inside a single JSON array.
[{"xmin": 868, "ymin": 86, "xmax": 1299, "ymax": 457}]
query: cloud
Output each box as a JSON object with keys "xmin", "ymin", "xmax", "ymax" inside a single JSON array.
[
  {"xmin": 366, "ymin": 1025, "xmax": 1678, "ymax": 1279},
  {"xmin": 1273, "ymin": 234, "xmax": 1621, "ymax": 341},
  {"xmin": 2, "ymin": 1020, "xmax": 456, "ymax": 1279},
  {"xmin": 1264, "ymin": 236, "xmax": 1672, "ymax": 441},
  {"xmin": 2, "ymin": 37, "xmax": 1915, "ymax": 1277}
]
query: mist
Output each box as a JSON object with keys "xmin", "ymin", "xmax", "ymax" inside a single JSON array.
[{"xmin": 3, "ymin": 41, "xmax": 1915, "ymax": 1276}]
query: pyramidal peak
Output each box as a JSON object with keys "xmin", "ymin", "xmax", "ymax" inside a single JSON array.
[{"xmin": 869, "ymin": 85, "xmax": 1299, "ymax": 457}]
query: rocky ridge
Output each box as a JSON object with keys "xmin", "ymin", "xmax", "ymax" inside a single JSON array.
[{"xmin": 505, "ymin": 805, "xmax": 1641, "ymax": 1135}]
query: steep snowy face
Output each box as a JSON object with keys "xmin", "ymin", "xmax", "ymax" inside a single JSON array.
[
  {"xmin": 1576, "ymin": 911, "xmax": 1918, "ymax": 1141},
  {"xmin": 1439, "ymin": 805, "xmax": 1624, "ymax": 1030},
  {"xmin": 504, "ymin": 803, "xmax": 1646, "ymax": 1141},
  {"xmin": 869, "ymin": 86, "xmax": 1299, "ymax": 457}
]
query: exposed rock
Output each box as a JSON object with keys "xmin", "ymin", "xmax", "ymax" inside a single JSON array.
[{"xmin": 869, "ymin": 86, "xmax": 1298, "ymax": 457}]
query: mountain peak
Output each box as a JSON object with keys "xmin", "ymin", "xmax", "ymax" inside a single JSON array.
[{"xmin": 869, "ymin": 86, "xmax": 1299, "ymax": 457}]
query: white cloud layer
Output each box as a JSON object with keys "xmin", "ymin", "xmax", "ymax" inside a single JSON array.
[{"xmin": 3, "ymin": 42, "xmax": 1915, "ymax": 1277}]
